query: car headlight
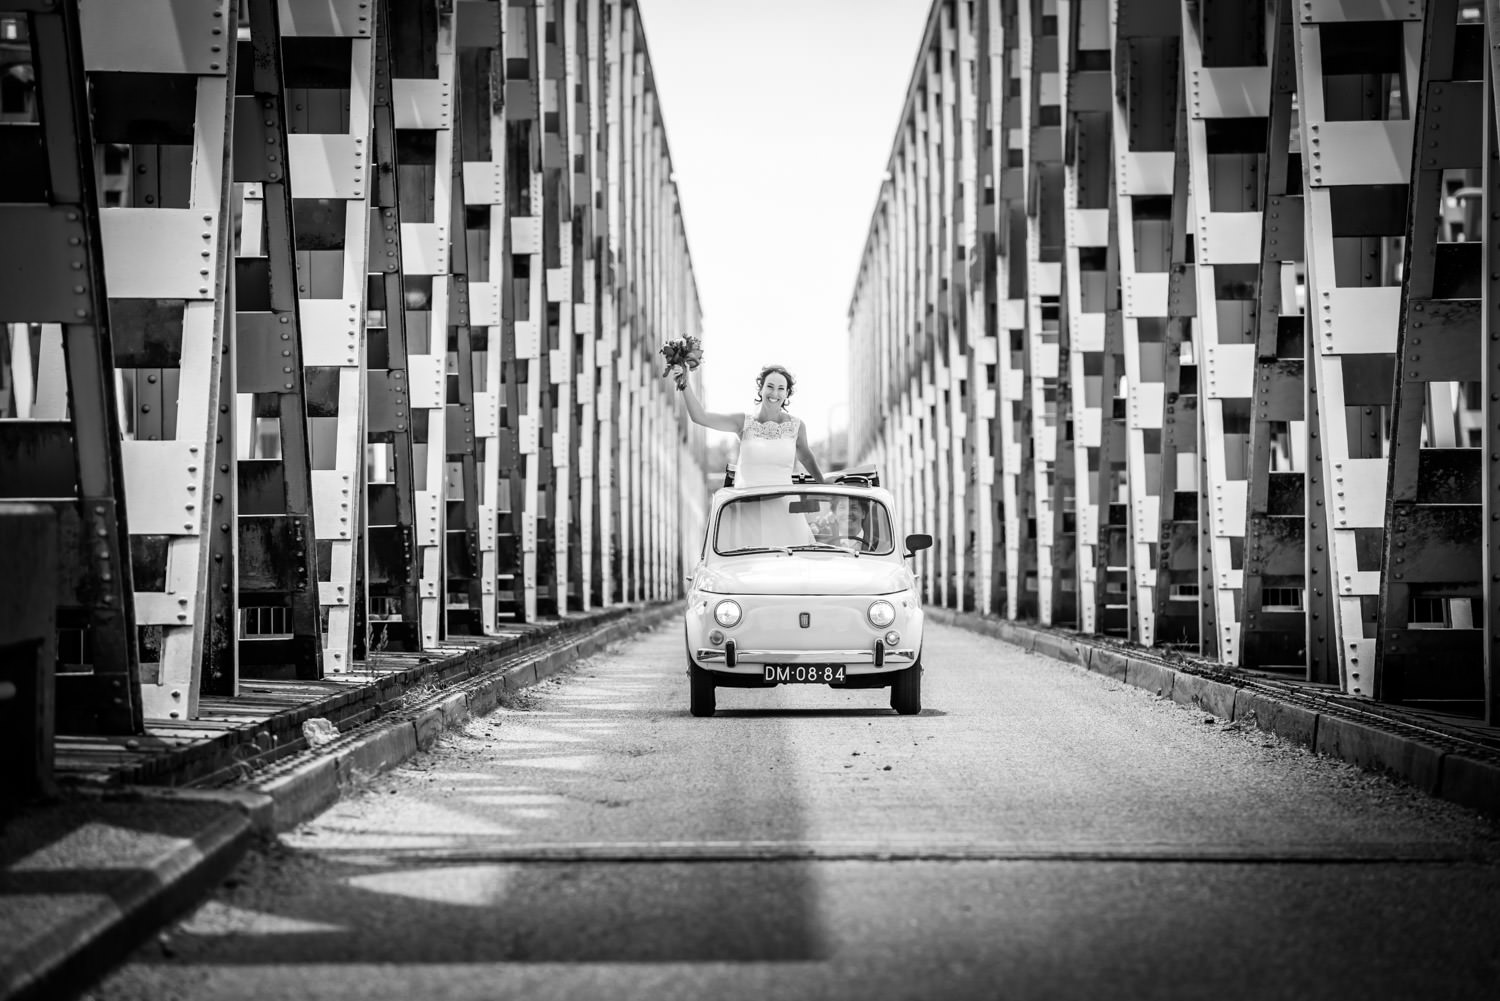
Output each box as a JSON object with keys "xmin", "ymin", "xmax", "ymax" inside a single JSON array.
[
  {"xmin": 714, "ymin": 599, "xmax": 743, "ymax": 628},
  {"xmin": 868, "ymin": 600, "xmax": 896, "ymax": 628}
]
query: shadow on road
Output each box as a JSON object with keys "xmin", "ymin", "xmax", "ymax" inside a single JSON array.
[{"xmin": 135, "ymin": 637, "xmax": 837, "ymax": 966}]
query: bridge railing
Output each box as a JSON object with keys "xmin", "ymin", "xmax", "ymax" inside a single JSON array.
[
  {"xmin": 0, "ymin": 0, "xmax": 705, "ymax": 739},
  {"xmin": 849, "ymin": 0, "xmax": 1500, "ymax": 726}
]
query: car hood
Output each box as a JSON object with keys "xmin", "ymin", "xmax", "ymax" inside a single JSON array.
[{"xmin": 694, "ymin": 553, "xmax": 913, "ymax": 595}]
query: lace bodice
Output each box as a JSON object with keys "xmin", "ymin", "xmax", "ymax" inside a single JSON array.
[
  {"xmin": 735, "ymin": 415, "xmax": 800, "ymax": 487},
  {"xmin": 743, "ymin": 417, "xmax": 801, "ymax": 441}
]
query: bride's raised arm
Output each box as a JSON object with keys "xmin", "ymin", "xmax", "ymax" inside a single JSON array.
[
  {"xmin": 673, "ymin": 367, "xmax": 743, "ymax": 434},
  {"xmin": 795, "ymin": 421, "xmax": 825, "ymax": 483}
]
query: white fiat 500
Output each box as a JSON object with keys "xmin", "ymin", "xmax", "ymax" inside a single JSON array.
[{"xmin": 683, "ymin": 470, "xmax": 931, "ymax": 717}]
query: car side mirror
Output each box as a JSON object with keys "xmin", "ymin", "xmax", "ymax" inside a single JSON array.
[{"xmin": 904, "ymin": 533, "xmax": 933, "ymax": 557}]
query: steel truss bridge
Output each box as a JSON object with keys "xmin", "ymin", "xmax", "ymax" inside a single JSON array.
[
  {"xmin": 849, "ymin": 0, "xmax": 1500, "ymax": 725},
  {"xmin": 0, "ymin": 0, "xmax": 706, "ymax": 738}
]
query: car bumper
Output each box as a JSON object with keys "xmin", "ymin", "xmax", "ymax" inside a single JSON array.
[
  {"xmin": 685, "ymin": 590, "xmax": 924, "ymax": 680},
  {"xmin": 693, "ymin": 646, "xmax": 918, "ymax": 671}
]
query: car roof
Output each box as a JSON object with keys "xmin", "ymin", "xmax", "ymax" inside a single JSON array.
[{"xmin": 709, "ymin": 482, "xmax": 897, "ymax": 512}]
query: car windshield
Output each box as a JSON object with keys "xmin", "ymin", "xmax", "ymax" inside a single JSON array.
[{"xmin": 714, "ymin": 492, "xmax": 895, "ymax": 556}]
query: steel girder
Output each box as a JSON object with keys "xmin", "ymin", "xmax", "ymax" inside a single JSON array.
[
  {"xmin": 1292, "ymin": 2, "xmax": 1420, "ymax": 702},
  {"xmin": 231, "ymin": 0, "xmax": 327, "ymax": 685},
  {"xmin": 0, "ymin": 0, "xmax": 704, "ymax": 735},
  {"xmin": 849, "ymin": 0, "xmax": 1500, "ymax": 724},
  {"xmin": 0, "ymin": 1, "xmax": 141, "ymax": 733},
  {"xmin": 361, "ymin": 0, "xmax": 423, "ymax": 657},
  {"xmin": 1378, "ymin": 0, "xmax": 1487, "ymax": 711}
]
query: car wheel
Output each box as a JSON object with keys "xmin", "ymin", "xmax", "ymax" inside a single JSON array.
[
  {"xmin": 689, "ymin": 664, "xmax": 717, "ymax": 717},
  {"xmin": 890, "ymin": 661, "xmax": 921, "ymax": 715}
]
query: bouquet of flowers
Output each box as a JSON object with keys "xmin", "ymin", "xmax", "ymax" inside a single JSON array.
[{"xmin": 659, "ymin": 334, "xmax": 703, "ymax": 390}]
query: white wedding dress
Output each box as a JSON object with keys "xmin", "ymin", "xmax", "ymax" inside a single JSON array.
[
  {"xmin": 735, "ymin": 415, "xmax": 800, "ymax": 486},
  {"xmin": 717, "ymin": 415, "xmax": 814, "ymax": 549}
]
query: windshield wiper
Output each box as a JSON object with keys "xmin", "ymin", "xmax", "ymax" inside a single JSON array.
[
  {"xmin": 788, "ymin": 544, "xmax": 860, "ymax": 556},
  {"xmin": 719, "ymin": 545, "xmax": 792, "ymax": 556}
]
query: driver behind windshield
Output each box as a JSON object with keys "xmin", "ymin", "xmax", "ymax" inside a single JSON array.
[{"xmin": 836, "ymin": 500, "xmax": 868, "ymax": 551}]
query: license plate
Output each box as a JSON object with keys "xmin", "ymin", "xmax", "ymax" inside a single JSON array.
[{"xmin": 764, "ymin": 665, "xmax": 845, "ymax": 684}]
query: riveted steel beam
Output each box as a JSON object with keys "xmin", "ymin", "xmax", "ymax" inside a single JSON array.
[
  {"xmin": 1239, "ymin": 0, "xmax": 1323, "ymax": 677},
  {"xmin": 1154, "ymin": 70, "xmax": 1202, "ymax": 650},
  {"xmin": 1484, "ymin": 0, "xmax": 1500, "ymax": 725},
  {"xmin": 1061, "ymin": 0, "xmax": 1115, "ymax": 634},
  {"xmin": 2, "ymin": 0, "xmax": 705, "ymax": 734},
  {"xmin": 1181, "ymin": 0, "xmax": 1271, "ymax": 664},
  {"xmin": 1377, "ymin": 0, "xmax": 1486, "ymax": 712},
  {"xmin": 81, "ymin": 0, "xmax": 238, "ymax": 723},
  {"xmin": 362, "ymin": 0, "xmax": 423, "ymax": 656},
  {"xmin": 1110, "ymin": 3, "xmax": 1182, "ymax": 647},
  {"xmin": 453, "ymin": 2, "xmax": 503, "ymax": 632},
  {"xmin": 0, "ymin": 1, "xmax": 141, "ymax": 734},
  {"xmin": 966, "ymin": 0, "xmax": 1004, "ymax": 617},
  {"xmin": 445, "ymin": 52, "xmax": 485, "ymax": 636},
  {"xmin": 1022, "ymin": 0, "xmax": 1064, "ymax": 625},
  {"xmin": 231, "ymin": 0, "xmax": 326, "ymax": 684},
  {"xmin": 1292, "ymin": 2, "xmax": 1420, "ymax": 699}
]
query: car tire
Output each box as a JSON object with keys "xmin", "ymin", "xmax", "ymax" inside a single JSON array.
[
  {"xmin": 689, "ymin": 664, "xmax": 717, "ymax": 717},
  {"xmin": 890, "ymin": 661, "xmax": 922, "ymax": 715}
]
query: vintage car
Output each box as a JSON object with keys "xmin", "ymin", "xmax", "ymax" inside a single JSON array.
[{"xmin": 683, "ymin": 468, "xmax": 931, "ymax": 717}]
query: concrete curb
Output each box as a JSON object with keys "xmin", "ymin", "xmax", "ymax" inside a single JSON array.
[
  {"xmin": 1, "ymin": 801, "xmax": 252, "ymax": 1001},
  {"xmin": 238, "ymin": 601, "xmax": 678, "ymax": 833},
  {"xmin": 927, "ymin": 608, "xmax": 1500, "ymax": 819}
]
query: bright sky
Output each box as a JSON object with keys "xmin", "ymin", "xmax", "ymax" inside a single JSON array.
[{"xmin": 635, "ymin": 0, "xmax": 935, "ymax": 454}]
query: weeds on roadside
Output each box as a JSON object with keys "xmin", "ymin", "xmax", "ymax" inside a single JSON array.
[
  {"xmin": 397, "ymin": 677, "xmax": 446, "ymax": 710},
  {"xmin": 366, "ymin": 623, "xmax": 391, "ymax": 673}
]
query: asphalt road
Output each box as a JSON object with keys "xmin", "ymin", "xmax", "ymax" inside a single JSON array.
[{"xmin": 91, "ymin": 620, "xmax": 1500, "ymax": 1001}]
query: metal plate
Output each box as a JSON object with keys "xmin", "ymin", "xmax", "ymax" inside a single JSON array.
[
  {"xmin": 416, "ymin": 492, "xmax": 441, "ymax": 547},
  {"xmin": 1308, "ymin": 121, "xmax": 1413, "ymax": 187},
  {"xmin": 1202, "ymin": 213, "xmax": 1263, "ymax": 266},
  {"xmin": 300, "ymin": 300, "xmax": 361, "ymax": 367},
  {"xmin": 1068, "ymin": 208, "xmax": 1110, "ymax": 247},
  {"xmin": 1031, "ymin": 262, "xmax": 1062, "ymax": 296},
  {"xmin": 1123, "ymin": 274, "xmax": 1170, "ymax": 317},
  {"xmin": 1210, "ymin": 479, "xmax": 1248, "ymax": 540},
  {"xmin": 401, "ymin": 223, "xmax": 447, "ymax": 275},
  {"xmin": 0, "ymin": 207, "xmax": 92, "ymax": 324},
  {"xmin": 517, "ymin": 415, "xmax": 539, "ymax": 455},
  {"xmin": 311, "ymin": 469, "xmax": 354, "ymax": 540},
  {"xmin": 1300, "ymin": 0, "xmax": 1420, "ymax": 22},
  {"xmin": 514, "ymin": 321, "xmax": 541, "ymax": 359},
  {"xmin": 463, "ymin": 163, "xmax": 504, "ymax": 206},
  {"xmin": 393, "ymin": 78, "xmax": 452, "ymax": 131},
  {"xmin": 408, "ymin": 354, "xmax": 445, "ymax": 410},
  {"xmin": 474, "ymin": 391, "xmax": 498, "ymax": 434},
  {"xmin": 288, "ymin": 134, "xmax": 367, "ymax": 199},
  {"xmin": 1323, "ymin": 287, "xmax": 1400, "ymax": 355},
  {"xmin": 278, "ymin": 0, "xmax": 372, "ymax": 37},
  {"xmin": 510, "ymin": 217, "xmax": 542, "ymax": 255},
  {"xmin": 1204, "ymin": 343, "xmax": 1254, "ymax": 398},
  {"xmin": 1131, "ymin": 382, "xmax": 1166, "ymax": 429},
  {"xmin": 1190, "ymin": 67, "xmax": 1271, "ymax": 119},
  {"xmin": 121, "ymin": 440, "xmax": 205, "ymax": 535},
  {"xmin": 1118, "ymin": 152, "xmax": 1174, "ymax": 196},
  {"xmin": 80, "ymin": 0, "xmax": 231, "ymax": 74},
  {"xmin": 468, "ymin": 281, "xmax": 501, "ymax": 326},
  {"xmin": 101, "ymin": 210, "xmax": 220, "ymax": 300},
  {"xmin": 1331, "ymin": 459, "xmax": 1387, "ymax": 528}
]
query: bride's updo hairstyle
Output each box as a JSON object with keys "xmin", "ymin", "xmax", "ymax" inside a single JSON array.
[{"xmin": 754, "ymin": 364, "xmax": 796, "ymax": 408}]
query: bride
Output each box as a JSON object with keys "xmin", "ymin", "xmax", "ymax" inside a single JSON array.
[{"xmin": 669, "ymin": 363, "xmax": 825, "ymax": 548}]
